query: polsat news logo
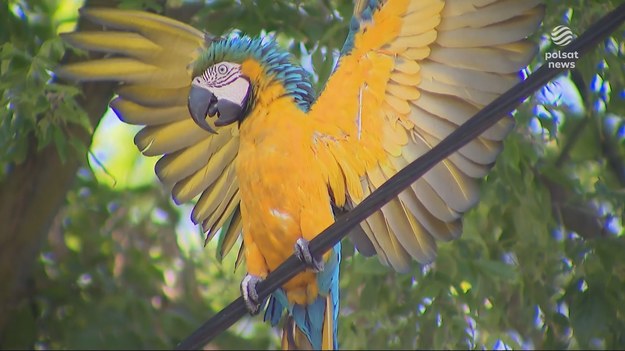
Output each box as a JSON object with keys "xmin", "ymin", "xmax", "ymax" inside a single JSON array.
[{"xmin": 546, "ymin": 25, "xmax": 578, "ymax": 69}]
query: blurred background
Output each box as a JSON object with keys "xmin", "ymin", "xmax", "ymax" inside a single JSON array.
[{"xmin": 1, "ymin": 0, "xmax": 625, "ymax": 349}]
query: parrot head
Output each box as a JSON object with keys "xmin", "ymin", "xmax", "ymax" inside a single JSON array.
[
  {"xmin": 188, "ymin": 61, "xmax": 250, "ymax": 134},
  {"xmin": 188, "ymin": 36, "xmax": 315, "ymax": 133}
]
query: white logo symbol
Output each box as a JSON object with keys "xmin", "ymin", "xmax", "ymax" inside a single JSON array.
[{"xmin": 551, "ymin": 25, "xmax": 574, "ymax": 46}]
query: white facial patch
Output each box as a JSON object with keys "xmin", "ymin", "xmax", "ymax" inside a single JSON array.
[
  {"xmin": 196, "ymin": 61, "xmax": 249, "ymax": 106},
  {"xmin": 200, "ymin": 61, "xmax": 241, "ymax": 87},
  {"xmin": 211, "ymin": 78, "xmax": 250, "ymax": 106}
]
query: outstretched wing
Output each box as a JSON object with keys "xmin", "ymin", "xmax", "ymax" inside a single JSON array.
[
  {"xmin": 310, "ymin": 0, "xmax": 544, "ymax": 272},
  {"xmin": 57, "ymin": 8, "xmax": 242, "ymax": 257}
]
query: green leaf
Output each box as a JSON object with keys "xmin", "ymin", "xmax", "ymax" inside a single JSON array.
[
  {"xmin": 474, "ymin": 259, "xmax": 519, "ymax": 281},
  {"xmin": 570, "ymin": 287, "xmax": 612, "ymax": 348}
]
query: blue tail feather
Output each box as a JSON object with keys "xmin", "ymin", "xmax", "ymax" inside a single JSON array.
[{"xmin": 263, "ymin": 242, "xmax": 341, "ymax": 349}]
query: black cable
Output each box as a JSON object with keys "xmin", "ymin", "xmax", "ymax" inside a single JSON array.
[{"xmin": 175, "ymin": 3, "xmax": 625, "ymax": 350}]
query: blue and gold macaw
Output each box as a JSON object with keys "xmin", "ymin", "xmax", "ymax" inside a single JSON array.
[{"xmin": 58, "ymin": 0, "xmax": 544, "ymax": 349}]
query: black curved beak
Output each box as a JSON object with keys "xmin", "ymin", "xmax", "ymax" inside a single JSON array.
[
  {"xmin": 189, "ymin": 85, "xmax": 248, "ymax": 133},
  {"xmin": 214, "ymin": 98, "xmax": 246, "ymax": 127},
  {"xmin": 188, "ymin": 85, "xmax": 218, "ymax": 134}
]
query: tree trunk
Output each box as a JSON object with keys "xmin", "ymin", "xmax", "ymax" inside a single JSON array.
[{"xmin": 0, "ymin": 0, "xmax": 115, "ymax": 345}]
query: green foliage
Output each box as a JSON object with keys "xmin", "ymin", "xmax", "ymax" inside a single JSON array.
[
  {"xmin": 1, "ymin": 0, "xmax": 625, "ymax": 349},
  {"xmin": 0, "ymin": 0, "xmax": 91, "ymax": 177},
  {"xmin": 23, "ymin": 169, "xmax": 276, "ymax": 349}
]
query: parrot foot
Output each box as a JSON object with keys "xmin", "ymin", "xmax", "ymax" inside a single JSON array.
[
  {"xmin": 241, "ymin": 274, "xmax": 264, "ymax": 315},
  {"xmin": 295, "ymin": 238, "xmax": 324, "ymax": 273}
]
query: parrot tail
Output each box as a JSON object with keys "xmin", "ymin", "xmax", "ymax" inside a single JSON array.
[
  {"xmin": 281, "ymin": 294, "xmax": 336, "ymax": 350},
  {"xmin": 265, "ymin": 243, "xmax": 341, "ymax": 350}
]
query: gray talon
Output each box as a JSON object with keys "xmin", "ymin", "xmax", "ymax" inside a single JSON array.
[
  {"xmin": 241, "ymin": 274, "xmax": 264, "ymax": 315},
  {"xmin": 295, "ymin": 238, "xmax": 324, "ymax": 273}
]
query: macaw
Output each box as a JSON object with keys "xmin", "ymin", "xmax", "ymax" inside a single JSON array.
[{"xmin": 58, "ymin": 0, "xmax": 544, "ymax": 349}]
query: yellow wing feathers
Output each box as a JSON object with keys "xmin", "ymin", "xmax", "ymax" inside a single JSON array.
[
  {"xmin": 58, "ymin": 9, "xmax": 243, "ymax": 254},
  {"xmin": 312, "ymin": 0, "xmax": 544, "ymax": 270}
]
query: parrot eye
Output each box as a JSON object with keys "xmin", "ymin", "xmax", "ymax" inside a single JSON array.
[{"xmin": 217, "ymin": 64, "xmax": 228, "ymax": 75}]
